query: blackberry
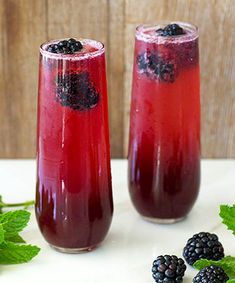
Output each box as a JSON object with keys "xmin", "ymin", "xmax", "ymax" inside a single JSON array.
[
  {"xmin": 47, "ymin": 38, "xmax": 83, "ymax": 54},
  {"xmin": 68, "ymin": 38, "xmax": 76, "ymax": 45},
  {"xmin": 193, "ymin": 265, "xmax": 229, "ymax": 283},
  {"xmin": 156, "ymin": 23, "xmax": 185, "ymax": 36},
  {"xmin": 136, "ymin": 52, "xmax": 175, "ymax": 83},
  {"xmin": 147, "ymin": 53, "xmax": 161, "ymax": 73},
  {"xmin": 56, "ymin": 71, "xmax": 99, "ymax": 111},
  {"xmin": 158, "ymin": 62, "xmax": 174, "ymax": 83},
  {"xmin": 152, "ymin": 255, "xmax": 186, "ymax": 283},
  {"xmin": 137, "ymin": 53, "xmax": 148, "ymax": 71},
  {"xmin": 183, "ymin": 232, "xmax": 224, "ymax": 266}
]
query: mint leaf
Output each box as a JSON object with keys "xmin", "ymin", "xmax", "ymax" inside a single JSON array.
[
  {"xmin": 0, "ymin": 195, "xmax": 3, "ymax": 214},
  {"xmin": 0, "ymin": 241, "xmax": 40, "ymax": 264},
  {"xmin": 0, "ymin": 224, "xmax": 5, "ymax": 244},
  {"xmin": 0, "ymin": 210, "xmax": 30, "ymax": 237},
  {"xmin": 0, "ymin": 209, "xmax": 40, "ymax": 265},
  {"xmin": 227, "ymin": 280, "xmax": 235, "ymax": 283},
  {"xmin": 5, "ymin": 234, "xmax": 26, "ymax": 243},
  {"xmin": 194, "ymin": 256, "xmax": 235, "ymax": 278},
  {"xmin": 220, "ymin": 205, "xmax": 235, "ymax": 235},
  {"xmin": 194, "ymin": 259, "xmax": 216, "ymax": 269}
]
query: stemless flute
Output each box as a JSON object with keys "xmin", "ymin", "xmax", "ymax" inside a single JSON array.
[
  {"xmin": 36, "ymin": 38, "xmax": 113, "ymax": 252},
  {"xmin": 128, "ymin": 23, "xmax": 200, "ymax": 223}
]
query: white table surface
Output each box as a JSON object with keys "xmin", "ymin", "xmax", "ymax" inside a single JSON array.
[{"xmin": 0, "ymin": 159, "xmax": 235, "ymax": 283}]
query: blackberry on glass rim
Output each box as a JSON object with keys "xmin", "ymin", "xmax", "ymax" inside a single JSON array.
[{"xmin": 47, "ymin": 38, "xmax": 83, "ymax": 54}]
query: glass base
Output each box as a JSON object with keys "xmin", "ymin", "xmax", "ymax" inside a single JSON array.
[
  {"xmin": 50, "ymin": 244, "xmax": 97, "ymax": 254},
  {"xmin": 143, "ymin": 216, "xmax": 186, "ymax": 224}
]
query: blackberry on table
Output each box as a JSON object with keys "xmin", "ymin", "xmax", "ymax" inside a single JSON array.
[
  {"xmin": 193, "ymin": 265, "xmax": 229, "ymax": 283},
  {"xmin": 152, "ymin": 255, "xmax": 186, "ymax": 283},
  {"xmin": 47, "ymin": 38, "xmax": 83, "ymax": 54},
  {"xmin": 183, "ymin": 232, "xmax": 224, "ymax": 266},
  {"xmin": 56, "ymin": 71, "xmax": 99, "ymax": 111}
]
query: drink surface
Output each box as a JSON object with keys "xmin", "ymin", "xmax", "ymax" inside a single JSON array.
[
  {"xmin": 128, "ymin": 23, "xmax": 200, "ymax": 220},
  {"xmin": 36, "ymin": 39, "xmax": 113, "ymax": 249}
]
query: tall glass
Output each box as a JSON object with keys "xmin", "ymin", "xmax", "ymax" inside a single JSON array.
[
  {"xmin": 128, "ymin": 22, "xmax": 200, "ymax": 223},
  {"xmin": 36, "ymin": 39, "xmax": 113, "ymax": 252}
]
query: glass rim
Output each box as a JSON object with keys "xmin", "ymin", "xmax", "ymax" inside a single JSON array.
[
  {"xmin": 136, "ymin": 21, "xmax": 198, "ymax": 42},
  {"xmin": 40, "ymin": 38, "xmax": 105, "ymax": 60}
]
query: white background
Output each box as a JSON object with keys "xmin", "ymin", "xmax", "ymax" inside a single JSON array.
[{"xmin": 0, "ymin": 159, "xmax": 235, "ymax": 283}]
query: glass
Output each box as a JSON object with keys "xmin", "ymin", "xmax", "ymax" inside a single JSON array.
[
  {"xmin": 128, "ymin": 22, "xmax": 200, "ymax": 223},
  {"xmin": 36, "ymin": 39, "xmax": 113, "ymax": 252}
]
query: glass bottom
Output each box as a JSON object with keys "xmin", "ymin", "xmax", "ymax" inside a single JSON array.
[
  {"xmin": 143, "ymin": 216, "xmax": 186, "ymax": 224},
  {"xmin": 50, "ymin": 244, "xmax": 97, "ymax": 254}
]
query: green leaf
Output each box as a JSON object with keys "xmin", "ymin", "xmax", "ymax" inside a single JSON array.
[
  {"xmin": 0, "ymin": 241, "xmax": 40, "ymax": 264},
  {"xmin": 220, "ymin": 205, "xmax": 235, "ymax": 235},
  {"xmin": 5, "ymin": 234, "xmax": 26, "ymax": 243},
  {"xmin": 0, "ymin": 224, "xmax": 5, "ymax": 244},
  {"xmin": 194, "ymin": 256, "xmax": 235, "ymax": 278},
  {"xmin": 194, "ymin": 259, "xmax": 216, "ymax": 269},
  {"xmin": 0, "ymin": 210, "xmax": 30, "ymax": 237},
  {"xmin": 0, "ymin": 195, "xmax": 3, "ymax": 214},
  {"xmin": 227, "ymin": 280, "xmax": 235, "ymax": 283}
]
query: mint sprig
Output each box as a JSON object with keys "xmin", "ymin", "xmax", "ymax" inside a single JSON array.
[
  {"xmin": 0, "ymin": 195, "xmax": 34, "ymax": 213},
  {"xmin": 0, "ymin": 210, "xmax": 40, "ymax": 264},
  {"xmin": 220, "ymin": 205, "xmax": 235, "ymax": 235}
]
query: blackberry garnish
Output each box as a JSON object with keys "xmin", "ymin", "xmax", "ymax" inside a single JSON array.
[
  {"xmin": 152, "ymin": 255, "xmax": 186, "ymax": 283},
  {"xmin": 47, "ymin": 38, "xmax": 83, "ymax": 54},
  {"xmin": 156, "ymin": 23, "xmax": 185, "ymax": 36},
  {"xmin": 47, "ymin": 46, "xmax": 55, "ymax": 53},
  {"xmin": 75, "ymin": 41, "xmax": 83, "ymax": 50},
  {"xmin": 56, "ymin": 72, "xmax": 99, "ymax": 111},
  {"xmin": 193, "ymin": 265, "xmax": 229, "ymax": 283},
  {"xmin": 58, "ymin": 40, "xmax": 69, "ymax": 48},
  {"xmin": 183, "ymin": 232, "xmax": 224, "ymax": 266},
  {"xmin": 68, "ymin": 38, "xmax": 76, "ymax": 45}
]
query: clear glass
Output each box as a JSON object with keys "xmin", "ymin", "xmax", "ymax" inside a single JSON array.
[
  {"xmin": 35, "ymin": 39, "xmax": 113, "ymax": 252},
  {"xmin": 128, "ymin": 22, "xmax": 200, "ymax": 223}
]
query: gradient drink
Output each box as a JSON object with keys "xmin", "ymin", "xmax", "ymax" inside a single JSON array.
[
  {"xmin": 128, "ymin": 23, "xmax": 200, "ymax": 222},
  {"xmin": 36, "ymin": 38, "xmax": 113, "ymax": 252}
]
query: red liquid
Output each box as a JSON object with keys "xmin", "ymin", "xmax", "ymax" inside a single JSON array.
[
  {"xmin": 36, "ymin": 39, "xmax": 113, "ymax": 250},
  {"xmin": 128, "ymin": 24, "xmax": 200, "ymax": 221}
]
